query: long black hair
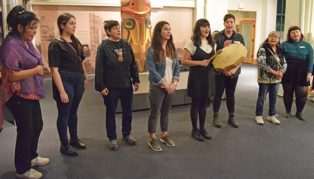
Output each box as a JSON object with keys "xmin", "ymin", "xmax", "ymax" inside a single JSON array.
[
  {"xmin": 7, "ymin": 5, "xmax": 39, "ymax": 37},
  {"xmin": 57, "ymin": 13, "xmax": 82, "ymax": 56},
  {"xmin": 191, "ymin": 19, "xmax": 215, "ymax": 48},
  {"xmin": 151, "ymin": 21, "xmax": 177, "ymax": 61}
]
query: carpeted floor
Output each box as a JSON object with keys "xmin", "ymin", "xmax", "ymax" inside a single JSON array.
[{"xmin": 1, "ymin": 64, "xmax": 314, "ymax": 179}]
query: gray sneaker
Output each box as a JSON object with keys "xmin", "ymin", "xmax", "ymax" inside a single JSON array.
[
  {"xmin": 160, "ymin": 135, "xmax": 176, "ymax": 147},
  {"xmin": 109, "ymin": 140, "xmax": 119, "ymax": 151},
  {"xmin": 123, "ymin": 135, "xmax": 137, "ymax": 145},
  {"xmin": 148, "ymin": 139, "xmax": 162, "ymax": 152}
]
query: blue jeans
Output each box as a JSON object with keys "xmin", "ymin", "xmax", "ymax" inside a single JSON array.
[
  {"xmin": 255, "ymin": 83, "xmax": 279, "ymax": 116},
  {"xmin": 102, "ymin": 87, "xmax": 133, "ymax": 140},
  {"xmin": 53, "ymin": 71, "xmax": 85, "ymax": 146}
]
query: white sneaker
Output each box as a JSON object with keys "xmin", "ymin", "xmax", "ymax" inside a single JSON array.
[
  {"xmin": 16, "ymin": 168, "xmax": 42, "ymax": 179},
  {"xmin": 267, "ymin": 115, "xmax": 280, "ymax": 125},
  {"xmin": 31, "ymin": 156, "xmax": 50, "ymax": 167},
  {"xmin": 255, "ymin": 116, "xmax": 264, "ymax": 125}
]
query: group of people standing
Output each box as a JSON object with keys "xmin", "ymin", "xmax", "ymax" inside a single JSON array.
[{"xmin": 0, "ymin": 5, "xmax": 313, "ymax": 179}]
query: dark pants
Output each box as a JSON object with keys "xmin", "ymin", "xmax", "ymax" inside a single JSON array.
[
  {"xmin": 190, "ymin": 97, "xmax": 207, "ymax": 130},
  {"xmin": 213, "ymin": 74, "xmax": 239, "ymax": 115},
  {"xmin": 282, "ymin": 83, "xmax": 308, "ymax": 113},
  {"xmin": 6, "ymin": 95, "xmax": 43, "ymax": 174},
  {"xmin": 53, "ymin": 71, "xmax": 85, "ymax": 146},
  {"xmin": 148, "ymin": 84, "xmax": 174, "ymax": 133},
  {"xmin": 255, "ymin": 83, "xmax": 279, "ymax": 116},
  {"xmin": 103, "ymin": 87, "xmax": 133, "ymax": 140}
]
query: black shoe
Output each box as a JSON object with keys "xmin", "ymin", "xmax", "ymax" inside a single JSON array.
[
  {"xmin": 200, "ymin": 128, "xmax": 212, "ymax": 140},
  {"xmin": 295, "ymin": 112, "xmax": 306, "ymax": 121},
  {"xmin": 60, "ymin": 145, "xmax": 78, "ymax": 156},
  {"xmin": 228, "ymin": 116, "xmax": 239, "ymax": 128},
  {"xmin": 191, "ymin": 129, "xmax": 204, "ymax": 142},
  {"xmin": 70, "ymin": 138, "xmax": 87, "ymax": 149}
]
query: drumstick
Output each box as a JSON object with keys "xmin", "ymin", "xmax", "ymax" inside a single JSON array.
[{"xmin": 208, "ymin": 49, "xmax": 222, "ymax": 62}]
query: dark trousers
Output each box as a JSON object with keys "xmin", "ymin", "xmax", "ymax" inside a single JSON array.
[
  {"xmin": 282, "ymin": 83, "xmax": 308, "ymax": 113},
  {"xmin": 53, "ymin": 71, "xmax": 85, "ymax": 146},
  {"xmin": 190, "ymin": 97, "xmax": 207, "ymax": 130},
  {"xmin": 213, "ymin": 74, "xmax": 239, "ymax": 115},
  {"xmin": 6, "ymin": 95, "xmax": 43, "ymax": 174},
  {"xmin": 255, "ymin": 83, "xmax": 279, "ymax": 116},
  {"xmin": 148, "ymin": 84, "xmax": 173, "ymax": 133},
  {"xmin": 103, "ymin": 87, "xmax": 133, "ymax": 140}
]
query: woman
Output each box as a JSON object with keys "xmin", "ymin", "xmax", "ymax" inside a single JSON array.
[
  {"xmin": 49, "ymin": 13, "xmax": 87, "ymax": 156},
  {"xmin": 255, "ymin": 31, "xmax": 287, "ymax": 125},
  {"xmin": 95, "ymin": 20, "xmax": 140, "ymax": 150},
  {"xmin": 181, "ymin": 19, "xmax": 214, "ymax": 141},
  {"xmin": 146, "ymin": 21, "xmax": 180, "ymax": 151},
  {"xmin": 0, "ymin": 6, "xmax": 49, "ymax": 178},
  {"xmin": 281, "ymin": 26, "xmax": 313, "ymax": 121},
  {"xmin": 212, "ymin": 14, "xmax": 245, "ymax": 128}
]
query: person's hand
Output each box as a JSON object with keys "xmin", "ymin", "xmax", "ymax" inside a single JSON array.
[
  {"xmin": 307, "ymin": 73, "xmax": 312, "ymax": 82},
  {"xmin": 84, "ymin": 78, "xmax": 88, "ymax": 89},
  {"xmin": 101, "ymin": 88, "xmax": 109, "ymax": 96},
  {"xmin": 133, "ymin": 83, "xmax": 139, "ymax": 91},
  {"xmin": 228, "ymin": 68, "xmax": 238, "ymax": 76},
  {"xmin": 35, "ymin": 65, "xmax": 44, "ymax": 76},
  {"xmin": 222, "ymin": 70, "xmax": 232, "ymax": 76},
  {"xmin": 60, "ymin": 91, "xmax": 69, "ymax": 103},
  {"xmin": 199, "ymin": 60, "xmax": 210, "ymax": 67}
]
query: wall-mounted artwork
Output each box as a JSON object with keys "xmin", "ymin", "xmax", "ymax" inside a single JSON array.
[{"xmin": 32, "ymin": 5, "xmax": 193, "ymax": 74}]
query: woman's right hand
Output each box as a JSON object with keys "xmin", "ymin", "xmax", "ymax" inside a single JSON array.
[
  {"xmin": 60, "ymin": 91, "xmax": 69, "ymax": 103},
  {"xmin": 35, "ymin": 65, "xmax": 44, "ymax": 76},
  {"xmin": 199, "ymin": 60, "xmax": 210, "ymax": 67},
  {"xmin": 101, "ymin": 88, "xmax": 109, "ymax": 96}
]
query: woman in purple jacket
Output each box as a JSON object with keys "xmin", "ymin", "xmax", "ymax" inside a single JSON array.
[{"xmin": 0, "ymin": 6, "xmax": 49, "ymax": 179}]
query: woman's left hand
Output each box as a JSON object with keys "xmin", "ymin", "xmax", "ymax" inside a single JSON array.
[{"xmin": 307, "ymin": 73, "xmax": 312, "ymax": 82}]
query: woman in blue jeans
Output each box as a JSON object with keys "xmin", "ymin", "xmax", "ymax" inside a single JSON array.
[
  {"xmin": 255, "ymin": 31, "xmax": 287, "ymax": 125},
  {"xmin": 146, "ymin": 21, "xmax": 180, "ymax": 152},
  {"xmin": 49, "ymin": 13, "xmax": 87, "ymax": 156}
]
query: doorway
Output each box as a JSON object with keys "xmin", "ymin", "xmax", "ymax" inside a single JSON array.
[{"xmin": 228, "ymin": 10, "xmax": 256, "ymax": 64}]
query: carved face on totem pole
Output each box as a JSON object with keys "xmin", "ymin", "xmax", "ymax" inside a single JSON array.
[{"xmin": 121, "ymin": 0, "xmax": 152, "ymax": 72}]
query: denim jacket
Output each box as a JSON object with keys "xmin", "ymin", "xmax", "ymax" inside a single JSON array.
[{"xmin": 146, "ymin": 47, "xmax": 180, "ymax": 86}]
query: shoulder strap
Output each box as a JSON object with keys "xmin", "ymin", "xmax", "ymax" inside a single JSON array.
[{"xmin": 60, "ymin": 37, "xmax": 81, "ymax": 61}]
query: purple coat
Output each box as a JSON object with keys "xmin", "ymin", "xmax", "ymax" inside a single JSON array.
[{"xmin": 0, "ymin": 35, "xmax": 45, "ymax": 101}]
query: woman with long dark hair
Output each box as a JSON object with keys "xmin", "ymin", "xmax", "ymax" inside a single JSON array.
[
  {"xmin": 146, "ymin": 21, "xmax": 180, "ymax": 151},
  {"xmin": 281, "ymin": 26, "xmax": 313, "ymax": 121},
  {"xmin": 0, "ymin": 6, "xmax": 49, "ymax": 178},
  {"xmin": 181, "ymin": 19, "xmax": 215, "ymax": 141},
  {"xmin": 49, "ymin": 13, "xmax": 87, "ymax": 156}
]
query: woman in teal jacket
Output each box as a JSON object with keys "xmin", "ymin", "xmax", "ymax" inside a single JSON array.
[{"xmin": 281, "ymin": 26, "xmax": 313, "ymax": 121}]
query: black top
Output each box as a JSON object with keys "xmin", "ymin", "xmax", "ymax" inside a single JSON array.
[
  {"xmin": 187, "ymin": 46, "xmax": 215, "ymax": 99},
  {"xmin": 48, "ymin": 38, "xmax": 85, "ymax": 73},
  {"xmin": 95, "ymin": 39, "xmax": 140, "ymax": 91},
  {"xmin": 214, "ymin": 30, "xmax": 245, "ymax": 77}
]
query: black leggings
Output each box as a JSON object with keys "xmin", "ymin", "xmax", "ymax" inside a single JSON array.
[
  {"xmin": 190, "ymin": 97, "xmax": 207, "ymax": 130},
  {"xmin": 213, "ymin": 75, "xmax": 239, "ymax": 115},
  {"xmin": 282, "ymin": 83, "xmax": 308, "ymax": 113}
]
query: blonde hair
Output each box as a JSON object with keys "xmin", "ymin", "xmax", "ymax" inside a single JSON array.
[{"xmin": 268, "ymin": 31, "xmax": 280, "ymax": 38}]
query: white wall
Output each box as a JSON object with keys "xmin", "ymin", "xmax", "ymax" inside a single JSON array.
[{"xmin": 202, "ymin": 0, "xmax": 278, "ymax": 58}]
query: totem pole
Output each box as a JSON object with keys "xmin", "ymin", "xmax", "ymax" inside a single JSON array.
[{"xmin": 121, "ymin": 0, "xmax": 152, "ymax": 72}]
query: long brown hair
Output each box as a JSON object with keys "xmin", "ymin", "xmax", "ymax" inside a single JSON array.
[{"xmin": 151, "ymin": 21, "xmax": 177, "ymax": 61}]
